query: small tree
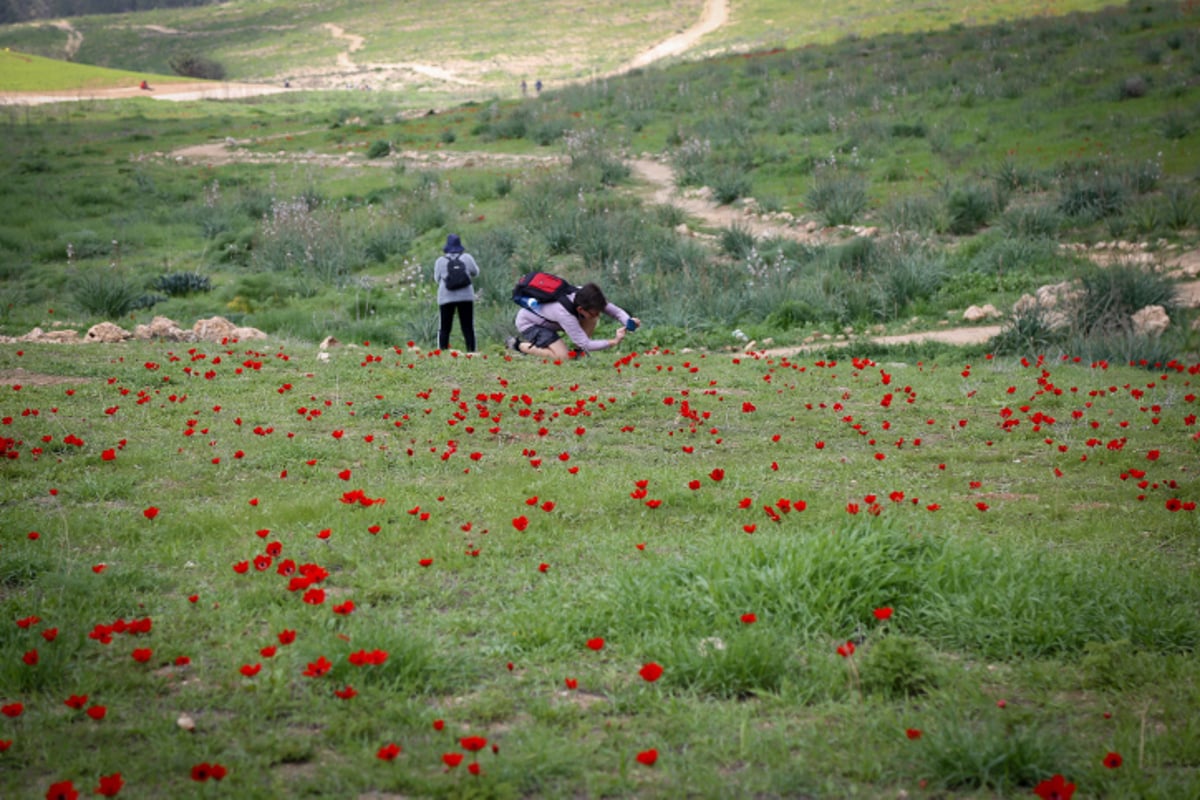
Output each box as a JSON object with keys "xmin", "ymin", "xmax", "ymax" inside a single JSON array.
[{"xmin": 169, "ymin": 53, "xmax": 227, "ymax": 81}]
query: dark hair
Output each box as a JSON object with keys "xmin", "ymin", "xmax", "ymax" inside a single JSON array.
[{"xmin": 574, "ymin": 283, "xmax": 607, "ymax": 313}]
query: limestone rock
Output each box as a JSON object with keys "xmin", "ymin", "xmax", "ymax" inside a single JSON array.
[
  {"xmin": 1131, "ymin": 305, "xmax": 1170, "ymax": 337},
  {"xmin": 963, "ymin": 304, "xmax": 1001, "ymax": 323},
  {"xmin": 193, "ymin": 316, "xmax": 238, "ymax": 343},
  {"xmin": 135, "ymin": 316, "xmax": 195, "ymax": 342},
  {"xmin": 232, "ymin": 326, "xmax": 267, "ymax": 341},
  {"xmin": 85, "ymin": 322, "xmax": 132, "ymax": 343}
]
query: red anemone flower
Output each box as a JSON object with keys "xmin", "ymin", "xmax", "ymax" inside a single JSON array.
[
  {"xmin": 1033, "ymin": 774, "xmax": 1075, "ymax": 800},
  {"xmin": 635, "ymin": 749, "xmax": 658, "ymax": 766},
  {"xmin": 638, "ymin": 662, "xmax": 663, "ymax": 682}
]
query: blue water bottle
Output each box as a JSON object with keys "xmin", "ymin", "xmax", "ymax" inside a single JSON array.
[{"xmin": 519, "ymin": 297, "xmax": 540, "ymax": 312}]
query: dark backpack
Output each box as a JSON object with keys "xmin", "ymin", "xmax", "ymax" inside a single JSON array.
[
  {"xmin": 512, "ymin": 271, "xmax": 578, "ymax": 317},
  {"xmin": 443, "ymin": 254, "xmax": 472, "ymax": 291}
]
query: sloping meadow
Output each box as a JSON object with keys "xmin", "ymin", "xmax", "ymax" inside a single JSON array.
[{"xmin": 1, "ymin": 341, "xmax": 1198, "ymax": 797}]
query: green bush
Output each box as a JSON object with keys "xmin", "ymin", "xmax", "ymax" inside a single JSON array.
[
  {"xmin": 859, "ymin": 634, "xmax": 941, "ymax": 699},
  {"xmin": 1073, "ymin": 262, "xmax": 1177, "ymax": 336},
  {"xmin": 154, "ymin": 271, "xmax": 212, "ymax": 297},
  {"xmin": 920, "ymin": 713, "xmax": 1069, "ymax": 794},
  {"xmin": 71, "ymin": 271, "xmax": 145, "ymax": 318},
  {"xmin": 807, "ymin": 168, "xmax": 868, "ymax": 226},
  {"xmin": 945, "ymin": 182, "xmax": 1004, "ymax": 235},
  {"xmin": 366, "ymin": 140, "xmax": 392, "ymax": 159}
]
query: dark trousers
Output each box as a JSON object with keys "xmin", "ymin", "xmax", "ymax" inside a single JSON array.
[{"xmin": 438, "ymin": 301, "xmax": 476, "ymax": 352}]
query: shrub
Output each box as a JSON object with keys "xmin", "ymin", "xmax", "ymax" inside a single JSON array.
[
  {"xmin": 1057, "ymin": 172, "xmax": 1127, "ymax": 220},
  {"xmin": 708, "ymin": 165, "xmax": 752, "ymax": 205},
  {"xmin": 1073, "ymin": 262, "xmax": 1177, "ymax": 336},
  {"xmin": 719, "ymin": 223, "xmax": 756, "ymax": 259},
  {"xmin": 154, "ymin": 271, "xmax": 212, "ymax": 297},
  {"xmin": 998, "ymin": 205, "xmax": 1061, "ymax": 238},
  {"xmin": 880, "ymin": 195, "xmax": 943, "ymax": 234},
  {"xmin": 168, "ymin": 53, "xmax": 226, "ymax": 81},
  {"xmin": 945, "ymin": 182, "xmax": 1003, "ymax": 235},
  {"xmin": 1118, "ymin": 74, "xmax": 1149, "ymax": 99},
  {"xmin": 366, "ymin": 140, "xmax": 392, "ymax": 159},
  {"xmin": 807, "ymin": 168, "xmax": 868, "ymax": 226},
  {"xmin": 988, "ymin": 304, "xmax": 1057, "ymax": 355},
  {"xmin": 859, "ymin": 634, "xmax": 941, "ymax": 699},
  {"xmin": 72, "ymin": 271, "xmax": 144, "ymax": 318}
]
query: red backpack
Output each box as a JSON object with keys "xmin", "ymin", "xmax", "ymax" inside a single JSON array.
[{"xmin": 512, "ymin": 272, "xmax": 579, "ymax": 317}]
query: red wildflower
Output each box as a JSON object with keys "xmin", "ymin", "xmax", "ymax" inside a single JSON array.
[
  {"xmin": 442, "ymin": 752, "xmax": 464, "ymax": 769},
  {"xmin": 836, "ymin": 641, "xmax": 856, "ymax": 658},
  {"xmin": 1103, "ymin": 752, "xmax": 1123, "ymax": 769},
  {"xmin": 433, "ymin": 719, "xmax": 445, "ymax": 731},
  {"xmin": 303, "ymin": 655, "xmax": 333, "ymax": 678},
  {"xmin": 131, "ymin": 648, "xmax": 153, "ymax": 663},
  {"xmin": 638, "ymin": 662, "xmax": 663, "ymax": 682},
  {"xmin": 142, "ymin": 506, "xmax": 159, "ymax": 520},
  {"xmin": 278, "ymin": 629, "xmax": 297, "ymax": 645},
  {"xmin": 460, "ymin": 736, "xmax": 488, "ymax": 752},
  {"xmin": 586, "ymin": 637, "xmax": 605, "ymax": 651},
  {"xmin": 86, "ymin": 705, "xmax": 107, "ymax": 720},
  {"xmin": 94, "ymin": 772, "xmax": 124, "ymax": 797},
  {"xmin": 45, "ymin": 780, "xmax": 79, "ymax": 800},
  {"xmin": 740, "ymin": 613, "xmax": 757, "ymax": 624},
  {"xmin": 635, "ymin": 749, "xmax": 658, "ymax": 766},
  {"xmin": 22, "ymin": 649, "xmax": 38, "ymax": 666},
  {"xmin": 565, "ymin": 677, "xmax": 578, "ymax": 689},
  {"xmin": 64, "ymin": 694, "xmax": 88, "ymax": 710},
  {"xmin": 873, "ymin": 607, "xmax": 894, "ymax": 621},
  {"xmin": 41, "ymin": 628, "xmax": 57, "ymax": 641},
  {"xmin": 16, "ymin": 615, "xmax": 40, "ymax": 629},
  {"xmin": 240, "ymin": 663, "xmax": 262, "ymax": 677},
  {"xmin": 418, "ymin": 558, "xmax": 433, "ymax": 567},
  {"xmin": 512, "ymin": 515, "xmax": 529, "ymax": 532},
  {"xmin": 377, "ymin": 742, "xmax": 402, "ymax": 761},
  {"xmin": 468, "ymin": 762, "xmax": 481, "ymax": 775},
  {"xmin": 333, "ymin": 600, "xmax": 356, "ymax": 615},
  {"xmin": 905, "ymin": 728, "xmax": 922, "ymax": 740},
  {"xmin": 1033, "ymin": 774, "xmax": 1076, "ymax": 800}
]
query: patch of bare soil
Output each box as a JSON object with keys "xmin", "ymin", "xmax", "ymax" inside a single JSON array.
[{"xmin": 0, "ymin": 368, "xmax": 90, "ymax": 387}]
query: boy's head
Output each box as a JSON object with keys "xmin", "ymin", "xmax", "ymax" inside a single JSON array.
[{"xmin": 574, "ymin": 283, "xmax": 607, "ymax": 315}]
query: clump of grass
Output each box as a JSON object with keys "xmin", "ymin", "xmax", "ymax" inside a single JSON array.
[
  {"xmin": 153, "ymin": 271, "xmax": 212, "ymax": 297},
  {"xmin": 920, "ymin": 712, "xmax": 1069, "ymax": 795},
  {"xmin": 859, "ymin": 634, "xmax": 941, "ymax": 699},
  {"xmin": 807, "ymin": 167, "xmax": 869, "ymax": 226},
  {"xmin": 72, "ymin": 270, "xmax": 145, "ymax": 318}
]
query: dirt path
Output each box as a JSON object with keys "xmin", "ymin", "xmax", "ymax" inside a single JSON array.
[
  {"xmin": 50, "ymin": 20, "xmax": 83, "ymax": 60},
  {"xmin": 621, "ymin": 0, "xmax": 729, "ymax": 72}
]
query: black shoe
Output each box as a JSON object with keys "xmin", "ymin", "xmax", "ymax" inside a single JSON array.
[{"xmin": 505, "ymin": 336, "xmax": 523, "ymax": 354}]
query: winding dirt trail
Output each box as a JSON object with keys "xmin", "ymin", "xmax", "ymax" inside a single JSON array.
[{"xmin": 622, "ymin": 0, "xmax": 729, "ymax": 72}]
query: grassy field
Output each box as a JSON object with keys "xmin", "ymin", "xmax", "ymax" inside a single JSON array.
[
  {"xmin": 0, "ymin": 2, "xmax": 1198, "ymax": 798},
  {"xmin": 1, "ymin": 339, "xmax": 1198, "ymax": 798},
  {"xmin": 0, "ymin": 0, "xmax": 1131, "ymax": 100},
  {"xmin": 0, "ymin": 50, "xmax": 190, "ymax": 91}
]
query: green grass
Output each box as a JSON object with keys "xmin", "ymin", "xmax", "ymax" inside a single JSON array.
[
  {"xmin": 0, "ymin": 49, "xmax": 188, "ymax": 91},
  {"xmin": 0, "ymin": 341, "xmax": 1198, "ymax": 798}
]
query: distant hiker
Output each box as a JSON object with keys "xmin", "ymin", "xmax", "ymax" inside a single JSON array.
[
  {"xmin": 535, "ymin": 79, "xmax": 542, "ymax": 94},
  {"xmin": 433, "ymin": 234, "xmax": 480, "ymax": 353},
  {"xmin": 521, "ymin": 80, "xmax": 527, "ymax": 96},
  {"xmin": 139, "ymin": 80, "xmax": 151, "ymax": 91},
  {"xmin": 507, "ymin": 275, "xmax": 638, "ymax": 359}
]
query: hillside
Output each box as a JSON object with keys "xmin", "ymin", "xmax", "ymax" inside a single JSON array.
[{"xmin": 0, "ymin": 0, "xmax": 1127, "ymax": 106}]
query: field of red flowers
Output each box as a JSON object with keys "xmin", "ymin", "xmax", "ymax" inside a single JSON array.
[{"xmin": 2, "ymin": 340, "xmax": 1198, "ymax": 798}]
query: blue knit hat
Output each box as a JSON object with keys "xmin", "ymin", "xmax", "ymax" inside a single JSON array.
[{"xmin": 443, "ymin": 234, "xmax": 464, "ymax": 253}]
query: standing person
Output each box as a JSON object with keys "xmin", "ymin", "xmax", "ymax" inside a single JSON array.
[
  {"xmin": 507, "ymin": 280, "xmax": 638, "ymax": 359},
  {"xmin": 434, "ymin": 234, "xmax": 479, "ymax": 352}
]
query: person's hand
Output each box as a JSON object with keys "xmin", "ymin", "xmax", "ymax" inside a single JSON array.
[{"xmin": 613, "ymin": 326, "xmax": 627, "ymax": 345}]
